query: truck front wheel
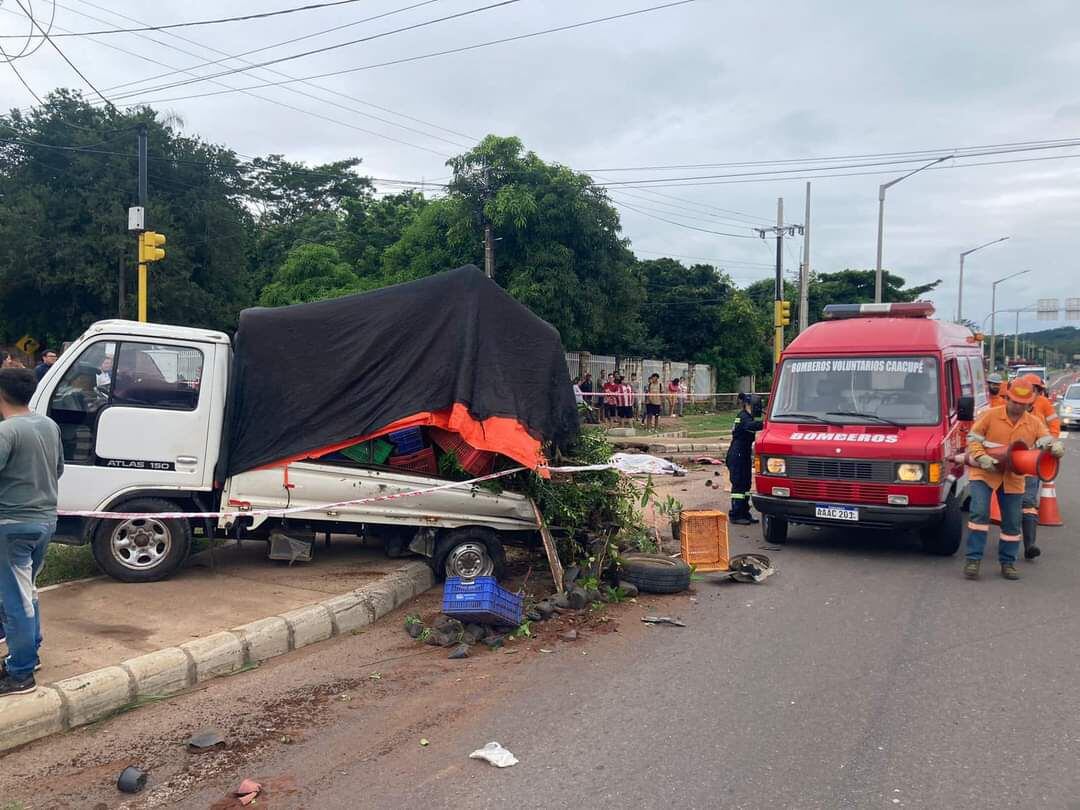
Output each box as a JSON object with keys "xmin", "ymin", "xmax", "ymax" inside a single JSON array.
[
  {"xmin": 91, "ymin": 498, "xmax": 193, "ymax": 582},
  {"xmin": 920, "ymin": 491, "xmax": 963, "ymax": 556},
  {"xmin": 432, "ymin": 528, "xmax": 506, "ymax": 581}
]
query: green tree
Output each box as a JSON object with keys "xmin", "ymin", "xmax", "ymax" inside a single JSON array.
[
  {"xmin": 806, "ymin": 269, "xmax": 940, "ymax": 324},
  {"xmin": 385, "ymin": 135, "xmax": 646, "ymax": 352},
  {"xmin": 0, "ymin": 91, "xmax": 253, "ymax": 344},
  {"xmin": 246, "ymin": 154, "xmax": 371, "ymax": 224},
  {"xmin": 258, "ymin": 244, "xmax": 361, "ymax": 306}
]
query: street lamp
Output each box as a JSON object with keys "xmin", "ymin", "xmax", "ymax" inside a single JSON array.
[
  {"xmin": 957, "ymin": 236, "xmax": 1009, "ymax": 322},
  {"xmin": 874, "ymin": 154, "xmax": 955, "ymax": 303},
  {"xmin": 989, "ymin": 271, "xmax": 1031, "ymax": 370}
]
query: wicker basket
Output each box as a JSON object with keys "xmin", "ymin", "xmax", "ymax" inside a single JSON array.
[{"xmin": 678, "ymin": 509, "xmax": 729, "ymax": 572}]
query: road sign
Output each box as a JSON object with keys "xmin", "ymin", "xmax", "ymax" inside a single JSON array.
[
  {"xmin": 1037, "ymin": 298, "xmax": 1059, "ymax": 321},
  {"xmin": 1066, "ymin": 298, "xmax": 1080, "ymax": 321},
  {"xmin": 14, "ymin": 335, "xmax": 39, "ymax": 355}
]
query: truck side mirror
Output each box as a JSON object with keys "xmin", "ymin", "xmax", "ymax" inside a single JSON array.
[{"xmin": 957, "ymin": 395, "xmax": 975, "ymax": 422}]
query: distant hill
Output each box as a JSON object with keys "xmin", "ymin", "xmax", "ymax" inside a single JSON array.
[{"xmin": 1015, "ymin": 326, "xmax": 1080, "ymax": 361}]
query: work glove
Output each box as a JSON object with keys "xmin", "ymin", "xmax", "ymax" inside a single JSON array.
[
  {"xmin": 1035, "ymin": 435, "xmax": 1054, "ymax": 450},
  {"xmin": 976, "ymin": 454, "xmax": 998, "ymax": 471},
  {"xmin": 1051, "ymin": 440, "xmax": 1065, "ymax": 458}
]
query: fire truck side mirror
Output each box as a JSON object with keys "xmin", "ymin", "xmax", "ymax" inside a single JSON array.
[{"xmin": 957, "ymin": 396, "xmax": 975, "ymax": 422}]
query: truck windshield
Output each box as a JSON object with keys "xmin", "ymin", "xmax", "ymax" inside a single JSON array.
[{"xmin": 770, "ymin": 356, "xmax": 940, "ymax": 426}]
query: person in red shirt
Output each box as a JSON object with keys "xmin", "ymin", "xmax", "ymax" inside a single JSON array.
[
  {"xmin": 601, "ymin": 373, "xmax": 618, "ymax": 424},
  {"xmin": 617, "ymin": 375, "xmax": 634, "ymax": 426}
]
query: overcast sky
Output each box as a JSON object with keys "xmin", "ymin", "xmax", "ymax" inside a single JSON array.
[{"xmin": 3, "ymin": 0, "xmax": 1079, "ymax": 336}]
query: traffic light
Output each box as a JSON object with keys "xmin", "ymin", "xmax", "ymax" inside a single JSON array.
[
  {"xmin": 139, "ymin": 230, "xmax": 166, "ymax": 263},
  {"xmin": 776, "ymin": 299, "xmax": 792, "ymax": 327}
]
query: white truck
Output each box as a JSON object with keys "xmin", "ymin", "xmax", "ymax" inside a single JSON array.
[{"xmin": 31, "ymin": 319, "xmax": 542, "ymax": 583}]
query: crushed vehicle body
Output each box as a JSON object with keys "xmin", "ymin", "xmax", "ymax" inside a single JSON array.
[{"xmin": 32, "ymin": 265, "xmax": 579, "ymax": 582}]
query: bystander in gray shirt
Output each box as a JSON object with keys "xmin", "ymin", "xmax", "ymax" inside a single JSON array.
[{"xmin": 0, "ymin": 414, "xmax": 64, "ymax": 524}]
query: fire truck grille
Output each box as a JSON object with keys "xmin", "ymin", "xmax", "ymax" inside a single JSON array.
[
  {"xmin": 786, "ymin": 479, "xmax": 890, "ymax": 504},
  {"xmin": 786, "ymin": 457, "xmax": 893, "ymax": 483}
]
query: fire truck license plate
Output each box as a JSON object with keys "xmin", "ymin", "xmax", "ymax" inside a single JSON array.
[{"xmin": 815, "ymin": 504, "xmax": 859, "ymax": 522}]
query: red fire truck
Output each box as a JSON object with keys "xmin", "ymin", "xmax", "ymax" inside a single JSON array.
[{"xmin": 753, "ymin": 302, "xmax": 984, "ymax": 554}]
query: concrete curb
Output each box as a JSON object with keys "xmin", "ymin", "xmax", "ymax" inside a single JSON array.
[{"xmin": 0, "ymin": 560, "xmax": 434, "ymax": 753}]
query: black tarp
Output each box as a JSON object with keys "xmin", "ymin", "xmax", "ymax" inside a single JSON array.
[{"xmin": 219, "ymin": 265, "xmax": 579, "ymax": 476}]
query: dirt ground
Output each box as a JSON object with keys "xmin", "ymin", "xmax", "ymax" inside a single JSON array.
[{"xmin": 0, "ymin": 468, "xmax": 762, "ymax": 809}]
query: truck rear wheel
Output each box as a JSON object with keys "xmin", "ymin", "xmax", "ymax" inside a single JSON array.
[
  {"xmin": 920, "ymin": 491, "xmax": 962, "ymax": 556},
  {"xmin": 762, "ymin": 514, "xmax": 788, "ymax": 544},
  {"xmin": 91, "ymin": 498, "xmax": 192, "ymax": 582},
  {"xmin": 433, "ymin": 528, "xmax": 506, "ymax": 581}
]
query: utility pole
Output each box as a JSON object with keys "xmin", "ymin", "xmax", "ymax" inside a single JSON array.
[
  {"xmin": 1014, "ymin": 310, "xmax": 1020, "ymax": 361},
  {"xmin": 137, "ymin": 125, "xmax": 148, "ymax": 322},
  {"xmin": 117, "ymin": 254, "xmax": 125, "ymax": 318},
  {"xmin": 799, "ymin": 182, "xmax": 811, "ymax": 332},
  {"xmin": 483, "ymin": 222, "xmax": 495, "ymax": 279},
  {"xmin": 756, "ymin": 198, "xmax": 801, "ymax": 367}
]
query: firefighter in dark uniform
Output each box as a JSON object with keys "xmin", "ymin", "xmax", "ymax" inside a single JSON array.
[{"xmin": 726, "ymin": 392, "xmax": 764, "ymax": 525}]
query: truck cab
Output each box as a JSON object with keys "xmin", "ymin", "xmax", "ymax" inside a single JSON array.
[{"xmin": 752, "ymin": 302, "xmax": 982, "ymax": 555}]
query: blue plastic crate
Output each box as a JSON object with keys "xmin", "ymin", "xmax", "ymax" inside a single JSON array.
[
  {"xmin": 388, "ymin": 428, "xmax": 424, "ymax": 455},
  {"xmin": 442, "ymin": 576, "xmax": 523, "ymax": 626}
]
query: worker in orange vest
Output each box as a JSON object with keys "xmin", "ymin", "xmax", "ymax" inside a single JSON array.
[
  {"xmin": 964, "ymin": 377, "xmax": 1062, "ymax": 580},
  {"xmin": 1019, "ymin": 375, "xmax": 1061, "ymax": 559},
  {"xmin": 986, "ymin": 372, "xmax": 1006, "ymax": 408}
]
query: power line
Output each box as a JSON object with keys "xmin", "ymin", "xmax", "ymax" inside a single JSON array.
[
  {"xmin": 12, "ymin": 0, "xmax": 118, "ymax": 113},
  {"xmin": 0, "ymin": 0, "xmax": 55, "ymax": 63},
  {"xmin": 600, "ymin": 140, "xmax": 1080, "ymax": 186},
  {"xmin": 104, "ymin": 0, "xmax": 525, "ymax": 102},
  {"xmin": 0, "ymin": 0, "xmax": 394, "ymax": 38},
  {"xmin": 7, "ymin": 4, "xmax": 466, "ymax": 157},
  {"xmin": 632, "ymin": 248, "xmax": 775, "ymax": 268},
  {"xmin": 108, "ymin": 1, "xmax": 699, "ymax": 105},
  {"xmin": 608, "ymin": 190, "xmax": 770, "ymax": 229},
  {"xmin": 584, "ymin": 137, "xmax": 1080, "ymax": 172},
  {"xmin": 67, "ymin": 0, "xmax": 480, "ymax": 145},
  {"xmin": 614, "ymin": 199, "xmax": 757, "ymax": 239},
  {"xmin": 611, "ymin": 151, "xmax": 1080, "ymax": 189}
]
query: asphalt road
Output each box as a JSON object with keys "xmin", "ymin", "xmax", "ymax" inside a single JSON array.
[
  {"xmin": 5, "ymin": 433, "xmax": 1078, "ymax": 809},
  {"xmin": 176, "ymin": 431, "xmax": 1079, "ymax": 810}
]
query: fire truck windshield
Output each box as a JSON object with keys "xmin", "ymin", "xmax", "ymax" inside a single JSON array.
[{"xmin": 770, "ymin": 356, "xmax": 941, "ymax": 426}]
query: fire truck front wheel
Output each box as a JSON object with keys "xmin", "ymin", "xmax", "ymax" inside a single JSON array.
[
  {"xmin": 919, "ymin": 491, "xmax": 962, "ymax": 556},
  {"xmin": 762, "ymin": 514, "xmax": 788, "ymax": 544}
]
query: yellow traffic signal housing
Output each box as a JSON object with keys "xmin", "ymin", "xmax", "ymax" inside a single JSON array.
[
  {"xmin": 776, "ymin": 299, "xmax": 792, "ymax": 327},
  {"xmin": 139, "ymin": 231, "xmax": 166, "ymax": 263}
]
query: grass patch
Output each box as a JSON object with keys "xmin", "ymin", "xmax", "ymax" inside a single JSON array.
[
  {"xmin": 36, "ymin": 543, "xmax": 99, "ymax": 587},
  {"xmin": 678, "ymin": 411, "xmax": 738, "ymax": 438}
]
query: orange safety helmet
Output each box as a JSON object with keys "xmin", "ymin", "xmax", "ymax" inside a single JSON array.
[{"xmin": 1007, "ymin": 375, "xmax": 1038, "ymax": 405}]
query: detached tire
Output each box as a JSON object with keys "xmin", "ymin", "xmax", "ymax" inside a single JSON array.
[
  {"xmin": 619, "ymin": 553, "xmax": 691, "ymax": 594},
  {"xmin": 920, "ymin": 491, "xmax": 963, "ymax": 556},
  {"xmin": 91, "ymin": 498, "xmax": 192, "ymax": 583},
  {"xmin": 432, "ymin": 527, "xmax": 506, "ymax": 581}
]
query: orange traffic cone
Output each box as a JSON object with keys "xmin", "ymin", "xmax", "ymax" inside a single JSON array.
[
  {"xmin": 1038, "ymin": 480, "xmax": 1064, "ymax": 527},
  {"xmin": 990, "ymin": 489, "xmax": 1002, "ymax": 525}
]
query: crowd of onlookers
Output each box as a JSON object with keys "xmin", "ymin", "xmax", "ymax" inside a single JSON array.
[
  {"xmin": 0, "ymin": 348, "xmax": 59, "ymax": 382},
  {"xmin": 571, "ymin": 369, "xmax": 690, "ymax": 430}
]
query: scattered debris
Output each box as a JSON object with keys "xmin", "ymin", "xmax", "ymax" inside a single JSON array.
[
  {"xmin": 448, "ymin": 644, "xmax": 470, "ymax": 660},
  {"xmin": 539, "ymin": 648, "xmax": 554, "ymax": 653},
  {"xmin": 562, "ymin": 564, "xmax": 581, "ymax": 590},
  {"xmin": 369, "ymin": 672, "xmax": 382, "ymax": 681},
  {"xmin": 693, "ymin": 456, "xmax": 725, "ymax": 465},
  {"xmin": 526, "ymin": 609, "xmax": 542, "ymax": 622},
  {"xmin": 116, "ymin": 766, "xmax": 147, "ymax": 794},
  {"xmin": 234, "ymin": 779, "xmax": 262, "ymax": 806},
  {"xmin": 482, "ymin": 635, "xmax": 505, "ymax": 650},
  {"xmin": 559, "ymin": 629, "xmax": 578, "ymax": 642},
  {"xmin": 469, "ymin": 741, "xmax": 519, "ymax": 768},
  {"xmin": 710, "ymin": 553, "xmax": 776, "ymax": 584},
  {"xmin": 641, "ymin": 616, "xmax": 687, "ymax": 627},
  {"xmin": 566, "ymin": 587, "xmax": 589, "ymax": 610},
  {"xmin": 535, "ymin": 600, "xmax": 557, "ymax": 619},
  {"xmin": 186, "ymin": 728, "xmax": 226, "ymax": 753},
  {"xmin": 404, "ymin": 616, "xmax": 425, "ymax": 639},
  {"xmin": 610, "ymin": 452, "xmax": 687, "ymax": 476},
  {"xmin": 420, "ymin": 738, "xmax": 430, "ymax": 747},
  {"xmin": 616, "ymin": 580, "xmax": 639, "ymax": 598}
]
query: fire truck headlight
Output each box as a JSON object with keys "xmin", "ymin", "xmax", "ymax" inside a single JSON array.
[
  {"xmin": 896, "ymin": 463, "xmax": 925, "ymax": 482},
  {"xmin": 766, "ymin": 457, "xmax": 786, "ymax": 475}
]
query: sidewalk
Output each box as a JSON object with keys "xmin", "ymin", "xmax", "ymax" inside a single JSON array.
[{"xmin": 1, "ymin": 538, "xmax": 433, "ymax": 752}]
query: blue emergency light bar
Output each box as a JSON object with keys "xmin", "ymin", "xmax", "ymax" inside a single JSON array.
[{"xmin": 822, "ymin": 302, "xmax": 935, "ymax": 320}]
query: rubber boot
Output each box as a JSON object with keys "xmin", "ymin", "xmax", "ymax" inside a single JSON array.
[
  {"xmin": 1022, "ymin": 515, "xmax": 1041, "ymax": 560},
  {"xmin": 730, "ymin": 497, "xmax": 753, "ymax": 526}
]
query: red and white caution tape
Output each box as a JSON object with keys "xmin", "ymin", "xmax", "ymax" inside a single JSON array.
[{"xmin": 57, "ymin": 463, "xmax": 621, "ymax": 522}]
